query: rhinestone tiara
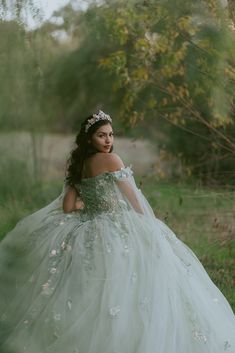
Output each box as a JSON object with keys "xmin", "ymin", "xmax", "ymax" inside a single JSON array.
[{"xmin": 84, "ymin": 110, "xmax": 112, "ymax": 133}]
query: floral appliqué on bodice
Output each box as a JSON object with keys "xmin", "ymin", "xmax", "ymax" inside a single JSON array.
[{"xmin": 74, "ymin": 166, "xmax": 133, "ymax": 218}]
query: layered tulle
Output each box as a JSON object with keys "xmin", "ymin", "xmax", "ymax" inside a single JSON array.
[{"xmin": 0, "ymin": 166, "xmax": 234, "ymax": 353}]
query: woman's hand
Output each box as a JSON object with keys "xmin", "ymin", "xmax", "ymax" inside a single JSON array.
[
  {"xmin": 75, "ymin": 197, "xmax": 85, "ymax": 210},
  {"xmin": 63, "ymin": 186, "xmax": 84, "ymax": 213}
]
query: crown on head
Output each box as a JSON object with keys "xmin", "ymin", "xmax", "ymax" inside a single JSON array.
[{"xmin": 85, "ymin": 110, "xmax": 112, "ymax": 133}]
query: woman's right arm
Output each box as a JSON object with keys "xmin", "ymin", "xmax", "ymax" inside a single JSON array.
[{"xmin": 63, "ymin": 186, "xmax": 84, "ymax": 213}]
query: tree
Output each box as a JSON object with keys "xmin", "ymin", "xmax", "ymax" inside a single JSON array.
[
  {"xmin": 228, "ymin": 0, "xmax": 235, "ymax": 24},
  {"xmin": 97, "ymin": 0, "xmax": 235, "ymax": 182}
]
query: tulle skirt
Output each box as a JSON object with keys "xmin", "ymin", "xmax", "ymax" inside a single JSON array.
[{"xmin": 0, "ymin": 207, "xmax": 234, "ymax": 353}]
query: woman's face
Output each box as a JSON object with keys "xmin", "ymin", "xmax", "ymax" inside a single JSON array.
[{"xmin": 90, "ymin": 123, "xmax": 114, "ymax": 153}]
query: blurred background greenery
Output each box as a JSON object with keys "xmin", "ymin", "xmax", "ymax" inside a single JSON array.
[{"xmin": 0, "ymin": 0, "xmax": 234, "ymax": 309}]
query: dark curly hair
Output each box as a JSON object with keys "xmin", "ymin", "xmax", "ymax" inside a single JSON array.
[{"xmin": 65, "ymin": 115, "xmax": 113, "ymax": 185}]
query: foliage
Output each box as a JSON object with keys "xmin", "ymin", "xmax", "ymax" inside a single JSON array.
[
  {"xmin": 228, "ymin": 0, "xmax": 235, "ymax": 24},
  {"xmin": 98, "ymin": 0, "xmax": 235, "ymax": 182},
  {"xmin": 40, "ymin": 3, "xmax": 142, "ymax": 133},
  {"xmin": 99, "ymin": 0, "xmax": 234, "ymax": 125},
  {"xmin": 1, "ymin": 0, "xmax": 235, "ymax": 183},
  {"xmin": 42, "ymin": 6, "xmax": 123, "ymax": 131},
  {"xmin": 0, "ymin": 2, "xmax": 128, "ymax": 133},
  {"xmin": 0, "ymin": 19, "xmax": 58, "ymax": 131}
]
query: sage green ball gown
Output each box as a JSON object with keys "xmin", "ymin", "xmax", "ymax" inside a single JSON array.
[{"xmin": 0, "ymin": 166, "xmax": 234, "ymax": 353}]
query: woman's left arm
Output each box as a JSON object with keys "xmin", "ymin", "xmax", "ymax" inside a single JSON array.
[{"xmin": 63, "ymin": 186, "xmax": 84, "ymax": 213}]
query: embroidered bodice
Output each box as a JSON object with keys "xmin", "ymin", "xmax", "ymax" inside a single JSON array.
[{"xmin": 74, "ymin": 166, "xmax": 133, "ymax": 217}]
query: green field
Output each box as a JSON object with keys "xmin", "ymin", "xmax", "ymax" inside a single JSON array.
[
  {"xmin": 0, "ymin": 170, "xmax": 234, "ymax": 312},
  {"xmin": 139, "ymin": 175, "xmax": 235, "ymax": 311}
]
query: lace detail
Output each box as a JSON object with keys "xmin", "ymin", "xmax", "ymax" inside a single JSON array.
[
  {"xmin": 111, "ymin": 165, "xmax": 133, "ymax": 180},
  {"xmin": 74, "ymin": 166, "xmax": 133, "ymax": 218}
]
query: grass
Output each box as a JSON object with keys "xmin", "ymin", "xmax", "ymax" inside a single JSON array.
[
  {"xmin": 0, "ymin": 158, "xmax": 62, "ymax": 240},
  {"xmin": 0, "ymin": 161, "xmax": 234, "ymax": 312},
  {"xmin": 139, "ymin": 175, "xmax": 235, "ymax": 311},
  {"xmin": 0, "ymin": 181, "xmax": 62, "ymax": 239}
]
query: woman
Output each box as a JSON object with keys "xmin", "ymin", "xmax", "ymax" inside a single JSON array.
[{"xmin": 0, "ymin": 110, "xmax": 234, "ymax": 353}]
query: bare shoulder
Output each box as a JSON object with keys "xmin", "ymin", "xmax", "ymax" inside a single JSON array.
[
  {"xmin": 95, "ymin": 152, "xmax": 125, "ymax": 172},
  {"xmin": 84, "ymin": 152, "xmax": 125, "ymax": 177}
]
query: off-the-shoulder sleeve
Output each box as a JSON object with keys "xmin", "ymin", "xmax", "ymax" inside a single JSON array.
[
  {"xmin": 111, "ymin": 165, "xmax": 156, "ymax": 219},
  {"xmin": 111, "ymin": 165, "xmax": 134, "ymax": 180}
]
